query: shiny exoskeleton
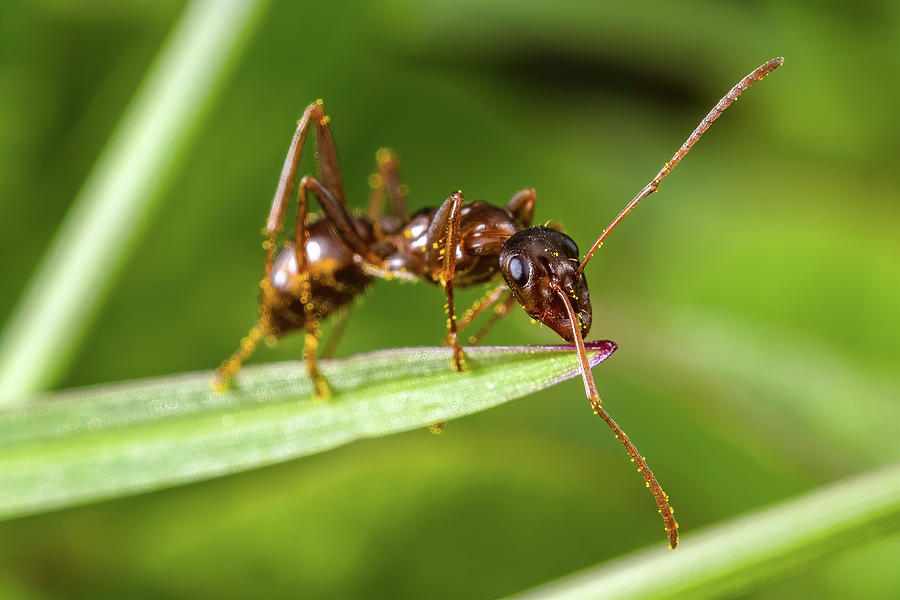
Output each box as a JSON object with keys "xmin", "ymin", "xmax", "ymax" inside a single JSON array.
[{"xmin": 215, "ymin": 58, "xmax": 785, "ymax": 550}]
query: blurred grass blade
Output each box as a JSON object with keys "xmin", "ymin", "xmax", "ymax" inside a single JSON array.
[
  {"xmin": 511, "ymin": 463, "xmax": 900, "ymax": 600},
  {"xmin": 0, "ymin": 342, "xmax": 615, "ymax": 521},
  {"xmin": 0, "ymin": 0, "xmax": 268, "ymax": 405}
]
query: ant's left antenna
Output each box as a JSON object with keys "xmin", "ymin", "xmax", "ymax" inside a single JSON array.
[{"xmin": 577, "ymin": 57, "xmax": 785, "ymax": 274}]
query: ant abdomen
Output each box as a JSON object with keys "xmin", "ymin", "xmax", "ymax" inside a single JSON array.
[{"xmin": 265, "ymin": 219, "xmax": 373, "ymax": 335}]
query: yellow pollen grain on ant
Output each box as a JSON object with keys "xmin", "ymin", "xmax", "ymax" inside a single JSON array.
[
  {"xmin": 376, "ymin": 147, "xmax": 392, "ymax": 163},
  {"xmin": 368, "ymin": 173, "xmax": 382, "ymax": 188},
  {"xmin": 320, "ymin": 116, "xmax": 331, "ymax": 126},
  {"xmin": 315, "ymin": 98, "xmax": 323, "ymax": 106}
]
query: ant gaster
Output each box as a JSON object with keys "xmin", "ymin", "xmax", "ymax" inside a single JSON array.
[{"xmin": 215, "ymin": 58, "xmax": 785, "ymax": 549}]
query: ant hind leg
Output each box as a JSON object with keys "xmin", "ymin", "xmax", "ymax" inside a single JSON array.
[
  {"xmin": 213, "ymin": 322, "xmax": 267, "ymax": 392},
  {"xmin": 303, "ymin": 321, "xmax": 330, "ymax": 399},
  {"xmin": 367, "ymin": 148, "xmax": 409, "ymax": 223}
]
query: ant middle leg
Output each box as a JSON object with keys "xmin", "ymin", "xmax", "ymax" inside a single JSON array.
[
  {"xmin": 466, "ymin": 293, "xmax": 517, "ymax": 345},
  {"xmin": 447, "ymin": 283, "xmax": 510, "ymax": 346}
]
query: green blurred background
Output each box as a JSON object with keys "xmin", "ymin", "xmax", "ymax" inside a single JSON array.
[{"xmin": 1, "ymin": 0, "xmax": 898, "ymax": 598}]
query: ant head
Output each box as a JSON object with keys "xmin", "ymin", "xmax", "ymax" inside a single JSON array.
[{"xmin": 500, "ymin": 227, "xmax": 592, "ymax": 342}]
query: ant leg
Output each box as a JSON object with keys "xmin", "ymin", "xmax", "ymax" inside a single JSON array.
[
  {"xmin": 297, "ymin": 175, "xmax": 381, "ymax": 267},
  {"xmin": 321, "ymin": 308, "xmax": 352, "ymax": 359},
  {"xmin": 467, "ymin": 294, "xmax": 517, "ymax": 345},
  {"xmin": 303, "ymin": 320, "xmax": 330, "ymax": 398},
  {"xmin": 425, "ymin": 191, "xmax": 466, "ymax": 372},
  {"xmin": 213, "ymin": 323, "xmax": 266, "ymax": 391},
  {"xmin": 217, "ymin": 101, "xmax": 378, "ymax": 392},
  {"xmin": 267, "ymin": 102, "xmax": 345, "ymax": 241},
  {"xmin": 255, "ymin": 102, "xmax": 380, "ymax": 397},
  {"xmin": 367, "ymin": 148, "xmax": 408, "ymax": 222},
  {"xmin": 267, "ymin": 103, "xmax": 333, "ymax": 278},
  {"xmin": 266, "ymin": 102, "xmax": 379, "ymax": 277},
  {"xmin": 555, "ymin": 286, "xmax": 679, "ymax": 550},
  {"xmin": 446, "ymin": 283, "xmax": 508, "ymax": 345},
  {"xmin": 436, "ymin": 189, "xmax": 533, "ymax": 350},
  {"xmin": 292, "ymin": 176, "xmax": 380, "ymax": 399},
  {"xmin": 505, "ymin": 188, "xmax": 537, "ymax": 228}
]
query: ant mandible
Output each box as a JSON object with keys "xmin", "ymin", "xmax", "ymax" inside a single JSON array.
[{"xmin": 215, "ymin": 57, "xmax": 785, "ymax": 550}]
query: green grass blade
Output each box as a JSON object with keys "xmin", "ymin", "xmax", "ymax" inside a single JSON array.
[
  {"xmin": 0, "ymin": 342, "xmax": 615, "ymax": 521},
  {"xmin": 0, "ymin": 0, "xmax": 268, "ymax": 405},
  {"xmin": 510, "ymin": 462, "xmax": 900, "ymax": 600}
]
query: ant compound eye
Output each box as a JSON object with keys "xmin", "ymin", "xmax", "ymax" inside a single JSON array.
[{"xmin": 508, "ymin": 254, "xmax": 530, "ymax": 286}]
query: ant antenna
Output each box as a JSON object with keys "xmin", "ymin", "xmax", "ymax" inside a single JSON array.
[
  {"xmin": 577, "ymin": 57, "xmax": 784, "ymax": 274},
  {"xmin": 555, "ymin": 286, "xmax": 679, "ymax": 549}
]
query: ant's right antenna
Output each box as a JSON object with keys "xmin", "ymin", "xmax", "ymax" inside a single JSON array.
[{"xmin": 577, "ymin": 57, "xmax": 785, "ymax": 274}]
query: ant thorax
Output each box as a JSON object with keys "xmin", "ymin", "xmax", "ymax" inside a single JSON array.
[{"xmin": 376, "ymin": 200, "xmax": 522, "ymax": 286}]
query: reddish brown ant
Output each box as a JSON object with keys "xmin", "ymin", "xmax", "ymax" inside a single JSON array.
[{"xmin": 215, "ymin": 58, "xmax": 785, "ymax": 549}]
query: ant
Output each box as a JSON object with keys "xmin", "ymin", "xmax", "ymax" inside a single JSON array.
[{"xmin": 215, "ymin": 57, "xmax": 785, "ymax": 549}]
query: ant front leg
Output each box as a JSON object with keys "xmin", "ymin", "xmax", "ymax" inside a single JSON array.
[
  {"xmin": 449, "ymin": 283, "xmax": 511, "ymax": 346},
  {"xmin": 425, "ymin": 191, "xmax": 466, "ymax": 372},
  {"xmin": 439, "ymin": 187, "xmax": 536, "ymax": 351}
]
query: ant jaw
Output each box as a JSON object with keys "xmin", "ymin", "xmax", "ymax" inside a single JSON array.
[{"xmin": 542, "ymin": 284, "xmax": 592, "ymax": 343}]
